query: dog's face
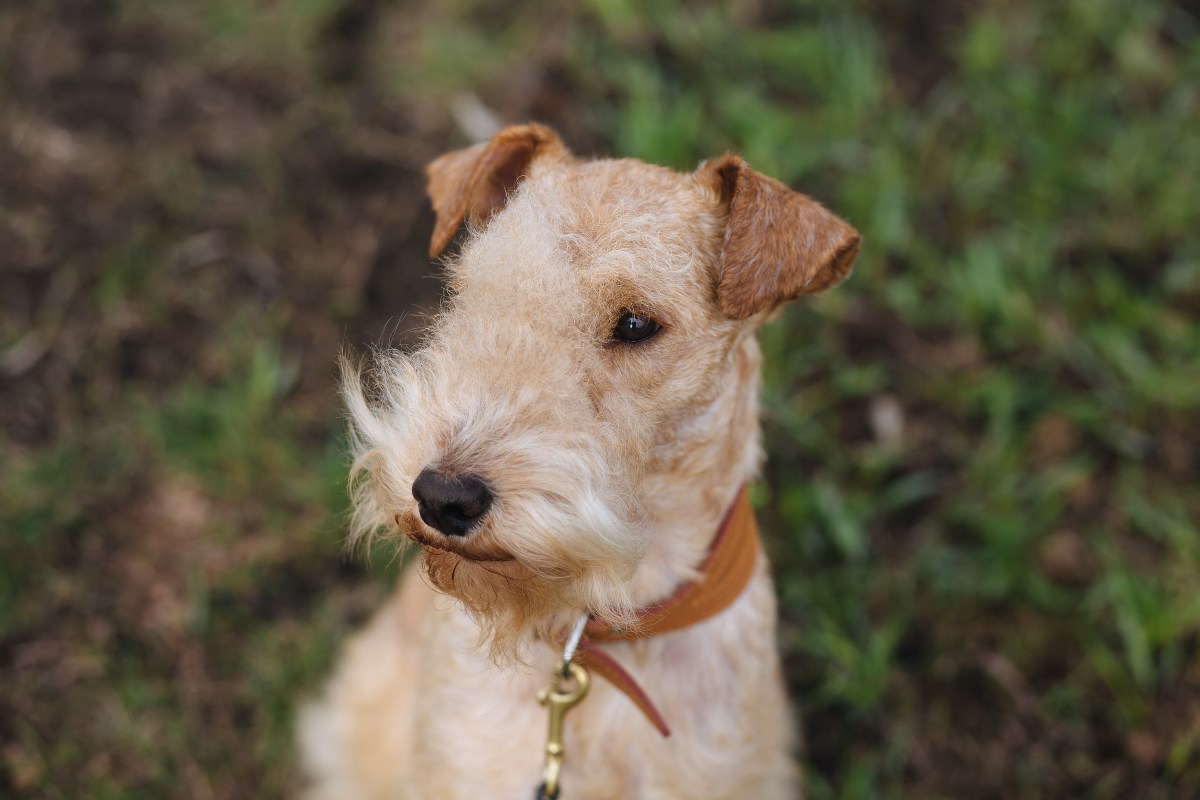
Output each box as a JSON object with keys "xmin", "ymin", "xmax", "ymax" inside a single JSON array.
[{"xmin": 344, "ymin": 125, "xmax": 858, "ymax": 653}]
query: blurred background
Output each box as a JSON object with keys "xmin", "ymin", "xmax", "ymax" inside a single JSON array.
[{"xmin": 2, "ymin": 0, "xmax": 1198, "ymax": 797}]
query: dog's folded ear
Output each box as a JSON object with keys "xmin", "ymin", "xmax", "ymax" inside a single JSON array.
[
  {"xmin": 699, "ymin": 154, "xmax": 861, "ymax": 320},
  {"xmin": 425, "ymin": 124, "xmax": 569, "ymax": 259}
]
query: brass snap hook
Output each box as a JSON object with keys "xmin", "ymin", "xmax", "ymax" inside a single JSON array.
[
  {"xmin": 535, "ymin": 661, "xmax": 590, "ymax": 800},
  {"xmin": 535, "ymin": 613, "xmax": 591, "ymax": 800}
]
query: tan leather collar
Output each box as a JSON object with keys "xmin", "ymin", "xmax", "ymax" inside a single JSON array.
[{"xmin": 566, "ymin": 485, "xmax": 761, "ymax": 737}]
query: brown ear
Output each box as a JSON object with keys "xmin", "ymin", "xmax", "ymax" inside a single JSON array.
[
  {"xmin": 424, "ymin": 123, "xmax": 568, "ymax": 259},
  {"xmin": 700, "ymin": 154, "xmax": 860, "ymax": 319}
]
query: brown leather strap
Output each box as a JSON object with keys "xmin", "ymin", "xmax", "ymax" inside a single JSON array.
[
  {"xmin": 567, "ymin": 486, "xmax": 761, "ymax": 736},
  {"xmin": 574, "ymin": 641, "xmax": 672, "ymax": 737}
]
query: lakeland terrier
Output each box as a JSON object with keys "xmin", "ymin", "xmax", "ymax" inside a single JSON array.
[{"xmin": 299, "ymin": 124, "xmax": 860, "ymax": 799}]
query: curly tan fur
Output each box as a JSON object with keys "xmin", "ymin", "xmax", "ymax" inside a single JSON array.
[{"xmin": 298, "ymin": 125, "xmax": 859, "ymax": 799}]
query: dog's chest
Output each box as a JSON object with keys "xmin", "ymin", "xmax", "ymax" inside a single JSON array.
[
  {"xmin": 410, "ymin": 592, "xmax": 792, "ymax": 799},
  {"xmin": 411, "ymin": 668, "xmax": 757, "ymax": 799}
]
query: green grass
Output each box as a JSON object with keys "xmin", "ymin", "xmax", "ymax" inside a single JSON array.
[{"xmin": 2, "ymin": 0, "xmax": 1198, "ymax": 796}]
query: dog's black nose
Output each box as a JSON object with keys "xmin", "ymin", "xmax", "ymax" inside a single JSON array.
[{"xmin": 411, "ymin": 468, "xmax": 493, "ymax": 537}]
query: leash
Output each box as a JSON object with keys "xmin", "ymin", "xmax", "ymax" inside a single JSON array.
[
  {"xmin": 532, "ymin": 486, "xmax": 761, "ymax": 798},
  {"xmin": 535, "ymin": 614, "xmax": 591, "ymax": 800}
]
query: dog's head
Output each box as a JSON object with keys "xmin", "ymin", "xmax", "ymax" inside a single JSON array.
[{"xmin": 344, "ymin": 124, "xmax": 859, "ymax": 655}]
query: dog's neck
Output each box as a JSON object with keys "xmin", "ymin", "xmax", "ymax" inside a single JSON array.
[{"xmin": 631, "ymin": 333, "xmax": 764, "ymax": 608}]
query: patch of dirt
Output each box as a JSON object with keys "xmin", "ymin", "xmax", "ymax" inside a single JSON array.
[{"xmin": 0, "ymin": 1, "xmax": 447, "ymax": 449}]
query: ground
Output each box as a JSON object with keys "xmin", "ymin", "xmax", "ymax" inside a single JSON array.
[{"xmin": 1, "ymin": 0, "xmax": 1199, "ymax": 798}]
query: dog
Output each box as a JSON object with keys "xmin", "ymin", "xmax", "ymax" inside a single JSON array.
[{"xmin": 298, "ymin": 123, "xmax": 860, "ymax": 799}]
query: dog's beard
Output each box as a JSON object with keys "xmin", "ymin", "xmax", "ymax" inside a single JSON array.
[
  {"xmin": 421, "ymin": 553, "xmax": 577, "ymax": 660},
  {"xmin": 419, "ymin": 493, "xmax": 645, "ymax": 662}
]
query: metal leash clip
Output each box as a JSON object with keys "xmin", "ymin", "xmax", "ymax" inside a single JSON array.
[{"xmin": 535, "ymin": 614, "xmax": 591, "ymax": 800}]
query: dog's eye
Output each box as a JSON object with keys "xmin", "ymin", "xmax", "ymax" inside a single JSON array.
[{"xmin": 613, "ymin": 311, "xmax": 661, "ymax": 343}]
